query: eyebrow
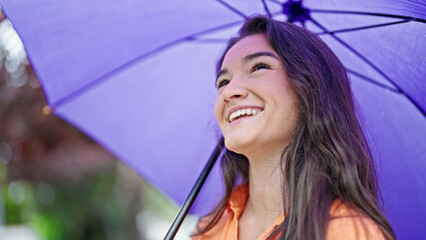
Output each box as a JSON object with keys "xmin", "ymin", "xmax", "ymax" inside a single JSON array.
[
  {"xmin": 216, "ymin": 51, "xmax": 279, "ymax": 83},
  {"xmin": 242, "ymin": 51, "xmax": 279, "ymax": 63}
]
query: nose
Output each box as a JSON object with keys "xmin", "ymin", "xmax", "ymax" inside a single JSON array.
[{"xmin": 221, "ymin": 77, "xmax": 248, "ymax": 102}]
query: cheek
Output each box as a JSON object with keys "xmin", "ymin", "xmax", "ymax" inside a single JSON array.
[
  {"xmin": 214, "ymin": 96, "xmax": 224, "ymax": 124},
  {"xmin": 267, "ymin": 77, "xmax": 300, "ymax": 122},
  {"xmin": 279, "ymin": 88, "xmax": 300, "ymax": 127}
]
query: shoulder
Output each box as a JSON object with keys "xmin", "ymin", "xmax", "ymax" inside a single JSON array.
[{"xmin": 326, "ymin": 200, "xmax": 385, "ymax": 240}]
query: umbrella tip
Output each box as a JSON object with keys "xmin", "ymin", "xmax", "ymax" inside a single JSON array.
[{"xmin": 42, "ymin": 105, "xmax": 52, "ymax": 115}]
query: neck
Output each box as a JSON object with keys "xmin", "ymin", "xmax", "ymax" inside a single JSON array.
[{"xmin": 244, "ymin": 147, "xmax": 286, "ymax": 218}]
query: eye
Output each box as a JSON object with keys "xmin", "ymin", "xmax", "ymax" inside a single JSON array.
[
  {"xmin": 250, "ymin": 62, "xmax": 270, "ymax": 72},
  {"xmin": 217, "ymin": 79, "xmax": 230, "ymax": 89}
]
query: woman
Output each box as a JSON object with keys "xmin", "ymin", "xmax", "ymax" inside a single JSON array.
[{"xmin": 192, "ymin": 16, "xmax": 395, "ymax": 240}]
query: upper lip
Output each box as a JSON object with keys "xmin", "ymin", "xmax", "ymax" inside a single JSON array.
[{"xmin": 226, "ymin": 105, "xmax": 264, "ymax": 122}]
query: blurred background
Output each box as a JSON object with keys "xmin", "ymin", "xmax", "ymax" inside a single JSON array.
[{"xmin": 0, "ymin": 9, "xmax": 198, "ymax": 240}]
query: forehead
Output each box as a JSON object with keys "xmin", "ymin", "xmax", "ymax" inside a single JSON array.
[{"xmin": 221, "ymin": 34, "xmax": 276, "ymax": 67}]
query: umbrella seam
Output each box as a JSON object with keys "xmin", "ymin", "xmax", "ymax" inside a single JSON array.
[
  {"xmin": 317, "ymin": 20, "xmax": 411, "ymax": 35},
  {"xmin": 215, "ymin": 0, "xmax": 248, "ymax": 20},
  {"xmin": 347, "ymin": 69, "xmax": 401, "ymax": 93},
  {"xmin": 50, "ymin": 20, "xmax": 245, "ymax": 110},
  {"xmin": 309, "ymin": 9, "xmax": 426, "ymax": 23},
  {"xmin": 261, "ymin": 0, "xmax": 273, "ymax": 17},
  {"xmin": 307, "ymin": 15, "xmax": 426, "ymax": 117},
  {"xmin": 309, "ymin": 16, "xmax": 400, "ymax": 90}
]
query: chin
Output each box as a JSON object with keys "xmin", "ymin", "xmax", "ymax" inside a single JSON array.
[{"xmin": 224, "ymin": 137, "xmax": 254, "ymax": 155}]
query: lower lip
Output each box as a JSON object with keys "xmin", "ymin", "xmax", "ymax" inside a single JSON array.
[{"xmin": 228, "ymin": 112, "xmax": 262, "ymax": 127}]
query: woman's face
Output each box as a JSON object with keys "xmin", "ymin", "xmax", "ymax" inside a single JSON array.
[{"xmin": 215, "ymin": 34, "xmax": 299, "ymax": 155}]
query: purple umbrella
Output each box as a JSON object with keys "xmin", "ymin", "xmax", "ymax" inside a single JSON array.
[{"xmin": 0, "ymin": 0, "xmax": 425, "ymax": 239}]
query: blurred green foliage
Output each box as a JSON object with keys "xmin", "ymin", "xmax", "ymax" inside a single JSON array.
[
  {"xmin": 2, "ymin": 168, "xmax": 141, "ymax": 240},
  {"xmin": 3, "ymin": 179, "xmax": 34, "ymax": 224}
]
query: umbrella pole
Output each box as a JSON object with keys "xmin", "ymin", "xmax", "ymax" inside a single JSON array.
[{"xmin": 164, "ymin": 138, "xmax": 224, "ymax": 240}]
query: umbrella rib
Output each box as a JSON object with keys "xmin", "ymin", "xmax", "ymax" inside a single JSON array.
[
  {"xmin": 52, "ymin": 20, "xmax": 243, "ymax": 109},
  {"xmin": 309, "ymin": 9, "xmax": 426, "ymax": 23},
  {"xmin": 307, "ymin": 16, "xmax": 426, "ymax": 117},
  {"xmin": 215, "ymin": 0, "xmax": 248, "ymax": 19},
  {"xmin": 317, "ymin": 20, "xmax": 411, "ymax": 35},
  {"xmin": 346, "ymin": 69, "xmax": 401, "ymax": 94},
  {"xmin": 308, "ymin": 17, "xmax": 398, "ymax": 88},
  {"xmin": 185, "ymin": 11, "xmax": 283, "ymax": 44},
  {"xmin": 261, "ymin": 0, "xmax": 273, "ymax": 17}
]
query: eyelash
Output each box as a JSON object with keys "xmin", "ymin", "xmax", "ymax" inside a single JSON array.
[
  {"xmin": 217, "ymin": 79, "xmax": 229, "ymax": 89},
  {"xmin": 251, "ymin": 62, "xmax": 271, "ymax": 72},
  {"xmin": 216, "ymin": 62, "xmax": 271, "ymax": 89}
]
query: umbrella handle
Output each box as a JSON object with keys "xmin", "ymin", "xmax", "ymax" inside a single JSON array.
[{"xmin": 164, "ymin": 138, "xmax": 224, "ymax": 240}]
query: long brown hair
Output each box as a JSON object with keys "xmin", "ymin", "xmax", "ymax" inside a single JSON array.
[{"xmin": 195, "ymin": 16, "xmax": 395, "ymax": 240}]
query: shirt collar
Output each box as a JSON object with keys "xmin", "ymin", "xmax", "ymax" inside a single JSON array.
[{"xmin": 228, "ymin": 183, "xmax": 249, "ymax": 219}]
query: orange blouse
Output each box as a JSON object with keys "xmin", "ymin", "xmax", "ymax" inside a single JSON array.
[{"xmin": 192, "ymin": 184, "xmax": 385, "ymax": 240}]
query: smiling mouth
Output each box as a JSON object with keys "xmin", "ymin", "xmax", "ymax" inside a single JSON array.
[{"xmin": 228, "ymin": 108, "xmax": 262, "ymax": 123}]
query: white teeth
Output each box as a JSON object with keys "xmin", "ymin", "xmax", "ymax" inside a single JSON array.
[{"xmin": 228, "ymin": 108, "xmax": 262, "ymax": 122}]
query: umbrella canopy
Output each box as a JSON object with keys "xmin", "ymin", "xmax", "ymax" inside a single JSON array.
[{"xmin": 1, "ymin": 0, "xmax": 425, "ymax": 239}]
